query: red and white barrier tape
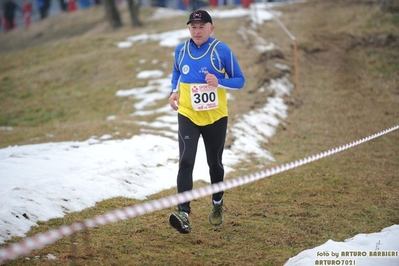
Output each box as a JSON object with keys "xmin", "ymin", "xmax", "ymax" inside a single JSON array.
[{"xmin": 1, "ymin": 124, "xmax": 398, "ymax": 264}]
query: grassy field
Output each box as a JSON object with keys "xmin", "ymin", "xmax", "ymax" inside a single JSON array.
[{"xmin": 1, "ymin": 0, "xmax": 399, "ymax": 265}]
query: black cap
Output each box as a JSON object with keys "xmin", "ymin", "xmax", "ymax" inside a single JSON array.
[{"xmin": 187, "ymin": 10, "xmax": 213, "ymax": 25}]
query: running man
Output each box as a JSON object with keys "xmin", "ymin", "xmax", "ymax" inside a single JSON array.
[{"xmin": 168, "ymin": 10, "xmax": 245, "ymax": 234}]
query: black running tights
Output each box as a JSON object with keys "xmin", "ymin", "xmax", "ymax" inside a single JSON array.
[{"xmin": 177, "ymin": 114, "xmax": 227, "ymax": 214}]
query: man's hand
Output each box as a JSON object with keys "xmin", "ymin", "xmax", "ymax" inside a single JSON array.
[
  {"xmin": 169, "ymin": 92, "xmax": 179, "ymax": 111},
  {"xmin": 205, "ymin": 72, "xmax": 218, "ymax": 88}
]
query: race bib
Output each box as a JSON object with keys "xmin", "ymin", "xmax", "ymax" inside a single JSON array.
[{"xmin": 190, "ymin": 83, "xmax": 219, "ymax": 111}]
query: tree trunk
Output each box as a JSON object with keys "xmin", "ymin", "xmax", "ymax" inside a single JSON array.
[
  {"xmin": 103, "ymin": 0, "xmax": 122, "ymax": 28},
  {"xmin": 126, "ymin": 0, "xmax": 143, "ymax": 27}
]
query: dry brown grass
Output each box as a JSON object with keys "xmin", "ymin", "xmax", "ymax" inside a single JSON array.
[{"xmin": 1, "ymin": 0, "xmax": 398, "ymax": 265}]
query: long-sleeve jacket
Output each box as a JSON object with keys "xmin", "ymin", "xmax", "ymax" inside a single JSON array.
[{"xmin": 171, "ymin": 37, "xmax": 245, "ymax": 126}]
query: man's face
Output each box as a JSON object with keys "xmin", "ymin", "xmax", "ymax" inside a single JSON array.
[{"xmin": 188, "ymin": 21, "xmax": 214, "ymax": 46}]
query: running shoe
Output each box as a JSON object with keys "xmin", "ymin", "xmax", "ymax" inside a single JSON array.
[
  {"xmin": 169, "ymin": 211, "xmax": 191, "ymax": 234},
  {"xmin": 209, "ymin": 200, "xmax": 224, "ymax": 226}
]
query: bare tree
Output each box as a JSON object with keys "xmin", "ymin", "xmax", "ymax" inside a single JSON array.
[
  {"xmin": 126, "ymin": 0, "xmax": 143, "ymax": 27},
  {"xmin": 103, "ymin": 0, "xmax": 122, "ymax": 28}
]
